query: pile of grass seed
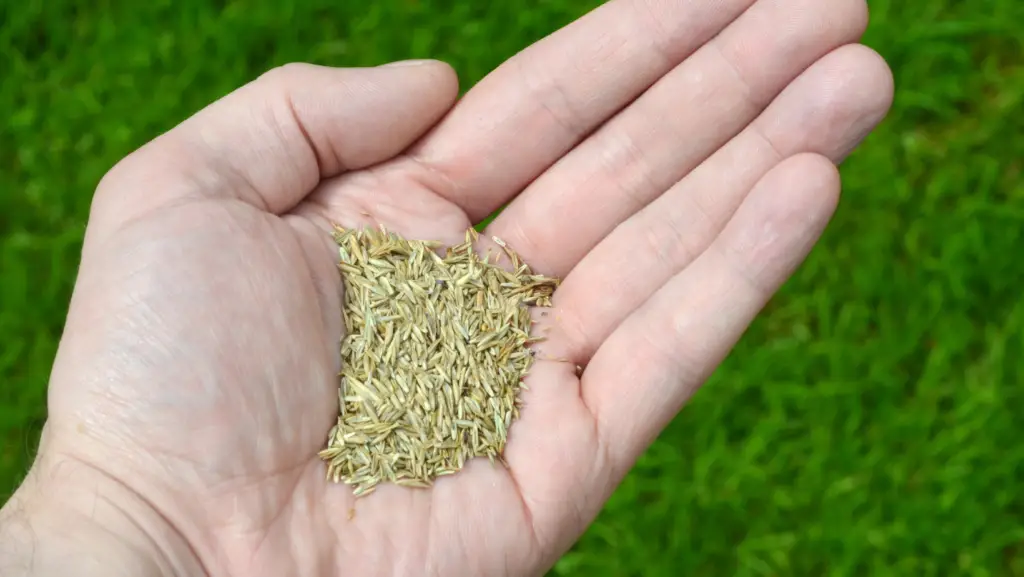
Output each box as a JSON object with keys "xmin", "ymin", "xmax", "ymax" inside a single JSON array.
[{"xmin": 318, "ymin": 225, "xmax": 559, "ymax": 496}]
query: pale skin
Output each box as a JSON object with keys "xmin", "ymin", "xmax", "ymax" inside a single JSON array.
[{"xmin": 0, "ymin": 1, "xmax": 893, "ymax": 575}]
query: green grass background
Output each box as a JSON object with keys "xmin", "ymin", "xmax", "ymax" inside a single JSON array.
[{"xmin": 2, "ymin": 0, "xmax": 1022, "ymax": 574}]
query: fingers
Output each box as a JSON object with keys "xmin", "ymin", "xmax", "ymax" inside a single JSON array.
[
  {"xmin": 584, "ymin": 152, "xmax": 841, "ymax": 483},
  {"xmin": 537, "ymin": 44, "xmax": 893, "ymax": 365},
  {"xmin": 90, "ymin": 61, "xmax": 458, "ymax": 228},
  {"xmin": 403, "ymin": 0, "xmax": 759, "ymax": 221},
  {"xmin": 486, "ymin": 0, "xmax": 869, "ymax": 277}
]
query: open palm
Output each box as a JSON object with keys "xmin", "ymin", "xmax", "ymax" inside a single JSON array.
[{"xmin": 39, "ymin": 1, "xmax": 892, "ymax": 576}]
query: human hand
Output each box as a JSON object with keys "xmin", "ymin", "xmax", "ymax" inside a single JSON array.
[{"xmin": 0, "ymin": 1, "xmax": 893, "ymax": 575}]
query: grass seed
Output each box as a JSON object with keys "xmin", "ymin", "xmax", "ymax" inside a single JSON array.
[{"xmin": 320, "ymin": 225, "xmax": 559, "ymax": 496}]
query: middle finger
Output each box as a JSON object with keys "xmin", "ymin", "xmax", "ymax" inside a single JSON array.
[
  {"xmin": 537, "ymin": 44, "xmax": 894, "ymax": 366},
  {"xmin": 485, "ymin": 0, "xmax": 868, "ymax": 276}
]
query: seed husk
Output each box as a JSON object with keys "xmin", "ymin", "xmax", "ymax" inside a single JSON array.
[{"xmin": 320, "ymin": 225, "xmax": 559, "ymax": 496}]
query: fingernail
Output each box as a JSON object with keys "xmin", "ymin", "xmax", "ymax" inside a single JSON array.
[{"xmin": 380, "ymin": 59, "xmax": 434, "ymax": 68}]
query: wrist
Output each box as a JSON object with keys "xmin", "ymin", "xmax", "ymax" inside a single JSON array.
[{"xmin": 0, "ymin": 442, "xmax": 205, "ymax": 577}]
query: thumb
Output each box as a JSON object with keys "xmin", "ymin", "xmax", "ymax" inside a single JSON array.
[{"xmin": 93, "ymin": 60, "xmax": 459, "ymax": 220}]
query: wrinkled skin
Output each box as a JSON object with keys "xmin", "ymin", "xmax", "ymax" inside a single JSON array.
[{"xmin": 9, "ymin": 1, "xmax": 893, "ymax": 575}]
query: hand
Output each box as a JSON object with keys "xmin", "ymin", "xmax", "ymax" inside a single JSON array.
[{"xmin": 1, "ymin": 0, "xmax": 893, "ymax": 575}]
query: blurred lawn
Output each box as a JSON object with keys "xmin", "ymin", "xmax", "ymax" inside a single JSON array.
[{"xmin": 2, "ymin": 0, "xmax": 1023, "ymax": 575}]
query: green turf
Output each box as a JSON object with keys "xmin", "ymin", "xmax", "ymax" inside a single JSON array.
[{"xmin": 2, "ymin": 0, "xmax": 1023, "ymax": 574}]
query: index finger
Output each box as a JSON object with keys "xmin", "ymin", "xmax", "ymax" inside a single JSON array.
[{"xmin": 404, "ymin": 0, "xmax": 758, "ymax": 221}]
